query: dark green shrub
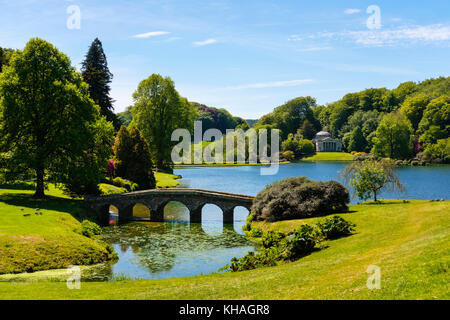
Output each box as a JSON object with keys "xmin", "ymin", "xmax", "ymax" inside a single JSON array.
[
  {"xmin": 220, "ymin": 247, "xmax": 280, "ymax": 272},
  {"xmin": 316, "ymin": 216, "xmax": 355, "ymax": 240},
  {"xmin": 112, "ymin": 177, "xmax": 139, "ymax": 192},
  {"xmin": 248, "ymin": 227, "xmax": 263, "ymax": 237},
  {"xmin": 284, "ymin": 225, "xmax": 316, "ymax": 260},
  {"xmin": 81, "ymin": 220, "xmax": 101, "ymax": 238},
  {"xmin": 262, "ymin": 231, "xmax": 285, "ymax": 249},
  {"xmin": 242, "ymin": 214, "xmax": 254, "ymax": 232},
  {"xmin": 251, "ymin": 177, "xmax": 350, "ymax": 221},
  {"xmin": 98, "ymin": 183, "xmax": 127, "ymax": 195}
]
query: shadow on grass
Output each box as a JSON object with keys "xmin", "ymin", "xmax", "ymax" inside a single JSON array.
[
  {"xmin": 0, "ymin": 183, "xmax": 36, "ymax": 191},
  {"xmin": 362, "ymin": 199, "xmax": 411, "ymax": 205},
  {"xmin": 0, "ymin": 193, "xmax": 95, "ymax": 222}
]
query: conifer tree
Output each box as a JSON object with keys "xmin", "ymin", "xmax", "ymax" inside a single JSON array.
[{"xmin": 81, "ymin": 38, "xmax": 120, "ymax": 129}]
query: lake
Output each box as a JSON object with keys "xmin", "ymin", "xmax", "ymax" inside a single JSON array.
[{"xmin": 90, "ymin": 162, "xmax": 449, "ymax": 281}]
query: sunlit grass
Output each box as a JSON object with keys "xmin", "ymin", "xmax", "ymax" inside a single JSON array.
[
  {"xmin": 0, "ymin": 198, "xmax": 448, "ymax": 299},
  {"xmin": 0, "ymin": 183, "xmax": 115, "ymax": 274},
  {"xmin": 154, "ymin": 172, "xmax": 181, "ymax": 188},
  {"xmin": 301, "ymin": 152, "xmax": 353, "ymax": 161}
]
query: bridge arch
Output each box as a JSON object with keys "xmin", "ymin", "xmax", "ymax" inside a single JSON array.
[
  {"xmin": 132, "ymin": 203, "xmax": 151, "ymax": 220},
  {"xmin": 233, "ymin": 205, "xmax": 251, "ymax": 234},
  {"xmin": 163, "ymin": 201, "xmax": 190, "ymax": 222},
  {"xmin": 201, "ymin": 204, "xmax": 223, "ymax": 236}
]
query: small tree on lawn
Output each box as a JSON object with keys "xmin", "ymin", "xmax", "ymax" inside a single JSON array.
[{"xmin": 340, "ymin": 159, "xmax": 405, "ymax": 202}]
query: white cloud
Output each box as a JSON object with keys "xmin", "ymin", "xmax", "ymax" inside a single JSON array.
[
  {"xmin": 225, "ymin": 79, "xmax": 314, "ymax": 90},
  {"xmin": 344, "ymin": 8, "xmax": 361, "ymax": 14},
  {"xmin": 297, "ymin": 46, "xmax": 332, "ymax": 52},
  {"xmin": 166, "ymin": 37, "xmax": 181, "ymax": 42},
  {"xmin": 288, "ymin": 34, "xmax": 302, "ymax": 41},
  {"xmin": 317, "ymin": 24, "xmax": 450, "ymax": 46},
  {"xmin": 132, "ymin": 31, "xmax": 170, "ymax": 38},
  {"xmin": 193, "ymin": 38, "xmax": 217, "ymax": 46},
  {"xmin": 333, "ymin": 64, "xmax": 418, "ymax": 76}
]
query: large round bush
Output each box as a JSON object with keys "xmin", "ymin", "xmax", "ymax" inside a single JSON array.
[{"xmin": 251, "ymin": 177, "xmax": 349, "ymax": 221}]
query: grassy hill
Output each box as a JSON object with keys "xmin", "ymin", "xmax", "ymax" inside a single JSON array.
[
  {"xmin": 0, "ymin": 184, "xmax": 115, "ymax": 275},
  {"xmin": 0, "ymin": 196, "xmax": 448, "ymax": 299}
]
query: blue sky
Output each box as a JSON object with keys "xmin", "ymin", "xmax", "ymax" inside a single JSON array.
[{"xmin": 1, "ymin": 0, "xmax": 449, "ymax": 118}]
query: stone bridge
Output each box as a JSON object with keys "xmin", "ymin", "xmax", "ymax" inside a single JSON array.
[{"xmin": 85, "ymin": 188, "xmax": 254, "ymax": 225}]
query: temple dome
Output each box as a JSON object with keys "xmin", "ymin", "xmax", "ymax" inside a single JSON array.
[{"xmin": 315, "ymin": 131, "xmax": 331, "ymax": 140}]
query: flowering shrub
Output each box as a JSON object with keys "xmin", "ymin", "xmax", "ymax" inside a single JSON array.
[{"xmin": 106, "ymin": 159, "xmax": 115, "ymax": 180}]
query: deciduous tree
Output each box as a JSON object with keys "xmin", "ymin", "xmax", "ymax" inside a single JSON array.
[
  {"xmin": 131, "ymin": 74, "xmax": 196, "ymax": 169},
  {"xmin": 0, "ymin": 38, "xmax": 113, "ymax": 197},
  {"xmin": 372, "ymin": 112, "xmax": 413, "ymax": 159},
  {"xmin": 340, "ymin": 159, "xmax": 404, "ymax": 202}
]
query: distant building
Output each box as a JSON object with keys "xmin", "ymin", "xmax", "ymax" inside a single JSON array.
[{"xmin": 314, "ymin": 131, "xmax": 342, "ymax": 152}]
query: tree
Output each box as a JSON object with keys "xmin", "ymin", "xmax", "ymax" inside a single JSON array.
[
  {"xmin": 255, "ymin": 96, "xmax": 319, "ymax": 140},
  {"xmin": 423, "ymin": 138, "xmax": 450, "ymax": 164},
  {"xmin": 313, "ymin": 105, "xmax": 331, "ymax": 131},
  {"xmin": 340, "ymin": 159, "xmax": 405, "ymax": 202},
  {"xmin": 299, "ymin": 119, "xmax": 316, "ymax": 140},
  {"xmin": 418, "ymin": 95, "xmax": 450, "ymax": 147},
  {"xmin": 0, "ymin": 38, "xmax": 111, "ymax": 197},
  {"xmin": 117, "ymin": 106, "xmax": 133, "ymax": 127},
  {"xmin": 81, "ymin": 38, "xmax": 120, "ymax": 129},
  {"xmin": 372, "ymin": 112, "xmax": 413, "ymax": 159},
  {"xmin": 348, "ymin": 126, "xmax": 366, "ymax": 152},
  {"xmin": 55, "ymin": 116, "xmax": 115, "ymax": 196},
  {"xmin": 113, "ymin": 126, "xmax": 156, "ymax": 189},
  {"xmin": 131, "ymin": 74, "xmax": 197, "ymax": 169},
  {"xmin": 281, "ymin": 133, "xmax": 299, "ymax": 154},
  {"xmin": 297, "ymin": 139, "xmax": 315, "ymax": 155},
  {"xmin": 400, "ymin": 93, "xmax": 430, "ymax": 132},
  {"xmin": 329, "ymin": 101, "xmax": 353, "ymax": 138},
  {"xmin": 0, "ymin": 47, "xmax": 14, "ymax": 73},
  {"xmin": 235, "ymin": 121, "xmax": 249, "ymax": 130},
  {"xmin": 359, "ymin": 88, "xmax": 387, "ymax": 112}
]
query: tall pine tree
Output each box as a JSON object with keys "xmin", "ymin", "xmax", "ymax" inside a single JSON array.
[{"xmin": 81, "ymin": 38, "xmax": 120, "ymax": 129}]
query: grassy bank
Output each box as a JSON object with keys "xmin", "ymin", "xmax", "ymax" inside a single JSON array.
[
  {"xmin": 300, "ymin": 152, "xmax": 353, "ymax": 161},
  {"xmin": 174, "ymin": 162, "xmax": 290, "ymax": 168},
  {"xmin": 0, "ymin": 184, "xmax": 115, "ymax": 275},
  {"xmin": 154, "ymin": 172, "xmax": 181, "ymax": 188},
  {"xmin": 0, "ymin": 199, "xmax": 448, "ymax": 299}
]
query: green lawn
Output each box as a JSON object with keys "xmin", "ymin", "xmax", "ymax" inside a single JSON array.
[
  {"xmin": 0, "ymin": 197, "xmax": 448, "ymax": 300},
  {"xmin": 0, "ymin": 184, "xmax": 115, "ymax": 274},
  {"xmin": 301, "ymin": 152, "xmax": 354, "ymax": 161},
  {"xmin": 154, "ymin": 172, "xmax": 181, "ymax": 188}
]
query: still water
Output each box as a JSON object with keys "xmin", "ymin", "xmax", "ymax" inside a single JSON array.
[{"xmin": 90, "ymin": 162, "xmax": 449, "ymax": 281}]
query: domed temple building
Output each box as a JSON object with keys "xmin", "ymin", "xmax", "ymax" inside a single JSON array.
[{"xmin": 314, "ymin": 131, "xmax": 342, "ymax": 152}]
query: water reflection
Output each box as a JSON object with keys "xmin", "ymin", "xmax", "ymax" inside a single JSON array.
[{"xmin": 84, "ymin": 220, "xmax": 254, "ymax": 281}]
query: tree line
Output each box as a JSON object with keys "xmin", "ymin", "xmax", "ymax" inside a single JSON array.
[{"xmin": 253, "ymin": 78, "xmax": 449, "ymax": 163}]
